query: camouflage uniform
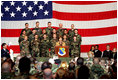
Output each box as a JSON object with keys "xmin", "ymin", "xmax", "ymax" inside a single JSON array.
[
  {"xmin": 21, "ymin": 28, "xmax": 32, "ymax": 36},
  {"xmin": 70, "ymin": 41, "xmax": 80, "ymax": 58},
  {"xmin": 50, "ymin": 38, "xmax": 58, "ymax": 56},
  {"xmin": 57, "ymin": 29, "xmax": 64, "ymax": 38},
  {"xmin": 18, "ymin": 35, "xmax": 26, "ymax": 44},
  {"xmin": 31, "ymin": 39, "xmax": 40, "ymax": 57},
  {"xmin": 90, "ymin": 64, "xmax": 105, "ymax": 79},
  {"xmin": 34, "ymin": 27, "xmax": 42, "ymax": 38},
  {"xmin": 63, "ymin": 33, "xmax": 69, "ymax": 40},
  {"xmin": 40, "ymin": 33, "xmax": 49, "ymax": 41},
  {"xmin": 1, "ymin": 72, "xmax": 15, "ymax": 79},
  {"xmin": 46, "ymin": 27, "xmax": 53, "ymax": 40},
  {"xmin": 68, "ymin": 29, "xmax": 75, "ymax": 41},
  {"xmin": 20, "ymin": 40, "xmax": 30, "ymax": 56},
  {"xmin": 63, "ymin": 40, "xmax": 70, "ymax": 46},
  {"xmin": 40, "ymin": 39, "xmax": 50, "ymax": 57}
]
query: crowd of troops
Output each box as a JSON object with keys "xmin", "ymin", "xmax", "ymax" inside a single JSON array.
[{"xmin": 18, "ymin": 21, "xmax": 82, "ymax": 57}]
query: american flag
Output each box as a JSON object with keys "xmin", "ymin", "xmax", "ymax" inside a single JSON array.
[{"xmin": 1, "ymin": 1, "xmax": 117, "ymax": 57}]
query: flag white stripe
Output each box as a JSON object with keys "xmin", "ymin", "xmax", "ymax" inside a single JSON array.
[
  {"xmin": 1, "ymin": 18, "xmax": 117, "ymax": 29},
  {"xmin": 1, "ymin": 34, "xmax": 117, "ymax": 45},
  {"xmin": 53, "ymin": 2, "xmax": 117, "ymax": 13}
]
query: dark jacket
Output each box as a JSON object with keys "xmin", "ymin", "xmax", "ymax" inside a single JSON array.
[
  {"xmin": 94, "ymin": 50, "xmax": 102, "ymax": 57},
  {"xmin": 1, "ymin": 49, "xmax": 10, "ymax": 58},
  {"xmin": 102, "ymin": 50, "xmax": 113, "ymax": 59}
]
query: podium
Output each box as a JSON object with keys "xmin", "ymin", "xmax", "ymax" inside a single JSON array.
[{"xmin": 55, "ymin": 46, "xmax": 69, "ymax": 57}]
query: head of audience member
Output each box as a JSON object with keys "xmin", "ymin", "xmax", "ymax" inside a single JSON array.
[
  {"xmin": 112, "ymin": 48, "xmax": 117, "ymax": 53},
  {"xmin": 106, "ymin": 44, "xmax": 110, "ymax": 50},
  {"xmin": 64, "ymin": 29, "xmax": 68, "ymax": 34},
  {"xmin": 56, "ymin": 68, "xmax": 66, "ymax": 79},
  {"xmin": 74, "ymin": 29, "xmax": 78, "ymax": 34},
  {"xmin": 42, "ymin": 29, "xmax": 46, "ymax": 34},
  {"xmin": 43, "ymin": 34, "xmax": 47, "ymax": 40},
  {"xmin": 36, "ymin": 21, "xmax": 39, "ymax": 27},
  {"xmin": 77, "ymin": 57, "xmax": 84, "ymax": 67},
  {"xmin": 59, "ymin": 23, "xmax": 63, "ymax": 29},
  {"xmin": 63, "ymin": 35, "xmax": 67, "ymax": 40},
  {"xmin": 18, "ymin": 56, "xmax": 31, "ymax": 74},
  {"xmin": 34, "ymin": 34, "xmax": 39, "ymax": 40},
  {"xmin": 5, "ymin": 58, "xmax": 15, "ymax": 71},
  {"xmin": 52, "ymin": 28, "xmax": 56, "ymax": 34},
  {"xmin": 95, "ymin": 45, "xmax": 99, "ymax": 50},
  {"xmin": 71, "ymin": 24, "xmax": 74, "ymax": 30},
  {"xmin": 2, "ymin": 61, "xmax": 11, "ymax": 73},
  {"xmin": 41, "ymin": 62, "xmax": 52, "ymax": 71},
  {"xmin": 24, "ymin": 36, "xmax": 28, "ymax": 41},
  {"xmin": 73, "ymin": 36, "xmax": 77, "ymax": 42},
  {"xmin": 2, "ymin": 43, "xmax": 7, "ymax": 49},
  {"xmin": 32, "ymin": 29, "xmax": 36, "ymax": 34},
  {"xmin": 90, "ymin": 45, "xmax": 95, "ymax": 51},
  {"xmin": 78, "ymin": 65, "xmax": 90, "ymax": 79},
  {"xmin": 53, "ymin": 33, "xmax": 57, "ymax": 39},
  {"xmin": 43, "ymin": 68, "xmax": 53, "ymax": 79},
  {"xmin": 25, "ymin": 23, "xmax": 29, "ymax": 29},
  {"xmin": 48, "ymin": 22, "xmax": 52, "ymax": 28},
  {"xmin": 93, "ymin": 58, "xmax": 100, "ymax": 64},
  {"xmin": 68, "ymin": 62, "xmax": 75, "ymax": 71},
  {"xmin": 15, "ymin": 55, "xmax": 22, "ymax": 65}
]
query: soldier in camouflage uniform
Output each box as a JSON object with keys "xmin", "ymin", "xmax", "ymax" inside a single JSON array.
[
  {"xmin": 18, "ymin": 30, "xmax": 26, "ymax": 45},
  {"xmin": 45, "ymin": 22, "xmax": 53, "ymax": 40},
  {"xmin": 28, "ymin": 29, "xmax": 36, "ymax": 44},
  {"xmin": 40, "ymin": 34, "xmax": 50, "ymax": 57},
  {"xmin": 40, "ymin": 29, "xmax": 49, "ymax": 40},
  {"xmin": 57, "ymin": 23, "xmax": 64, "ymax": 38},
  {"xmin": 34, "ymin": 21, "xmax": 42, "ymax": 38},
  {"xmin": 51, "ymin": 28, "xmax": 57, "ymax": 39},
  {"xmin": 68, "ymin": 24, "xmax": 75, "ymax": 41},
  {"xmin": 31, "ymin": 34, "xmax": 40, "ymax": 57},
  {"xmin": 63, "ymin": 29, "xmax": 69, "ymax": 40},
  {"xmin": 50, "ymin": 33, "xmax": 58, "ymax": 56},
  {"xmin": 74, "ymin": 29, "xmax": 82, "ymax": 55},
  {"xmin": 70, "ymin": 36, "xmax": 80, "ymax": 58},
  {"xmin": 20, "ymin": 23, "xmax": 32, "ymax": 36},
  {"xmin": 20, "ymin": 36, "xmax": 30, "ymax": 56},
  {"xmin": 63, "ymin": 34, "xmax": 70, "ymax": 46}
]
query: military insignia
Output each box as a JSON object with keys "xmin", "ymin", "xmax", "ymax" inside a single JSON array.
[{"xmin": 58, "ymin": 48, "xmax": 66, "ymax": 56}]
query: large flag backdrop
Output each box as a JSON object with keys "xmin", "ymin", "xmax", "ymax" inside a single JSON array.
[{"xmin": 1, "ymin": 1, "xmax": 117, "ymax": 57}]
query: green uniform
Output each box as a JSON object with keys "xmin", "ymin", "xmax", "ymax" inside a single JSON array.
[
  {"xmin": 40, "ymin": 39, "xmax": 50, "ymax": 57},
  {"xmin": 91, "ymin": 64, "xmax": 105, "ymax": 79},
  {"xmin": 1, "ymin": 72, "xmax": 15, "ymax": 79},
  {"xmin": 21, "ymin": 28, "xmax": 32, "ymax": 36},
  {"xmin": 40, "ymin": 33, "xmax": 49, "ymax": 41},
  {"xmin": 28, "ymin": 34, "xmax": 35, "ymax": 43},
  {"xmin": 31, "ymin": 39, "xmax": 40, "ymax": 57},
  {"xmin": 68, "ymin": 29, "xmax": 75, "ymax": 41},
  {"xmin": 50, "ymin": 38, "xmax": 58, "ymax": 55},
  {"xmin": 63, "ymin": 40, "xmax": 70, "ymax": 46},
  {"xmin": 34, "ymin": 27, "xmax": 42, "ymax": 37},
  {"xmin": 57, "ymin": 29, "xmax": 64, "ymax": 38},
  {"xmin": 18, "ymin": 35, "xmax": 25, "ymax": 44},
  {"xmin": 70, "ymin": 41, "xmax": 80, "ymax": 57},
  {"xmin": 20, "ymin": 40, "xmax": 30, "ymax": 56},
  {"xmin": 46, "ymin": 27, "xmax": 53, "ymax": 40}
]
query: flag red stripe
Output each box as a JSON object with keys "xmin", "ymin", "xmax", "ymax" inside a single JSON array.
[
  {"xmin": 53, "ymin": 1, "xmax": 116, "ymax": 5},
  {"xmin": 1, "ymin": 26, "xmax": 117, "ymax": 37},
  {"xmin": 7, "ymin": 42, "xmax": 117, "ymax": 54},
  {"xmin": 53, "ymin": 10, "xmax": 117, "ymax": 21}
]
